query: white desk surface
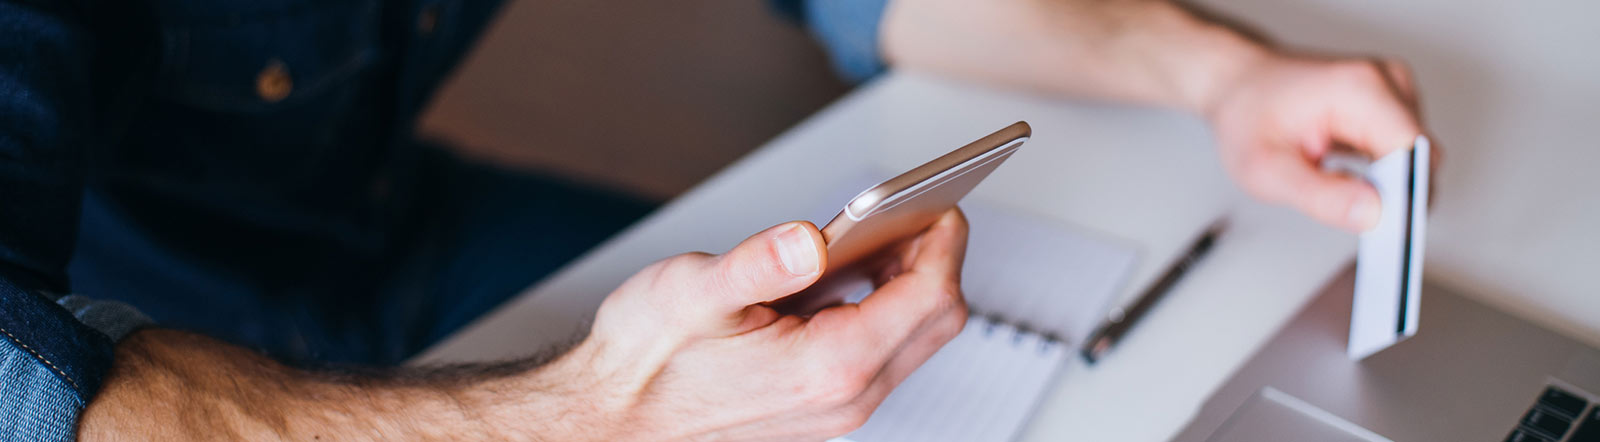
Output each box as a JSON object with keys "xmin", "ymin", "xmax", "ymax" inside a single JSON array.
[{"xmin": 416, "ymin": 72, "xmax": 1354, "ymax": 441}]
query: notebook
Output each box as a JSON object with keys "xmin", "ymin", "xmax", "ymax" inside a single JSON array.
[{"xmin": 810, "ymin": 173, "xmax": 1140, "ymax": 442}]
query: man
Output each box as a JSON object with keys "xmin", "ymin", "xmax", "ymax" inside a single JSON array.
[{"xmin": 1, "ymin": 0, "xmax": 1432, "ymax": 439}]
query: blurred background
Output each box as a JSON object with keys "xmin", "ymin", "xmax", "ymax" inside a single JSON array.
[
  {"xmin": 419, "ymin": 0, "xmax": 847, "ymax": 201},
  {"xmin": 419, "ymin": 0, "xmax": 1600, "ymax": 347}
]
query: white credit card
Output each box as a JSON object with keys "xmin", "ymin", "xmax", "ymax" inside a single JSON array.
[{"xmin": 1348, "ymin": 135, "xmax": 1431, "ymax": 360}]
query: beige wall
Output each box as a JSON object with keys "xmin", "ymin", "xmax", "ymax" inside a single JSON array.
[{"xmin": 420, "ymin": 0, "xmax": 849, "ymax": 201}]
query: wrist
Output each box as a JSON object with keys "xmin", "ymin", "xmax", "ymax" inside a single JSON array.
[
  {"xmin": 487, "ymin": 341, "xmax": 635, "ymax": 441},
  {"xmin": 285, "ymin": 344, "xmax": 628, "ymax": 440},
  {"xmin": 1129, "ymin": 2, "xmax": 1274, "ymax": 116}
]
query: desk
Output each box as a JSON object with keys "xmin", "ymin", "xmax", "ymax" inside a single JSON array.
[{"xmin": 414, "ymin": 72, "xmax": 1354, "ymax": 441}]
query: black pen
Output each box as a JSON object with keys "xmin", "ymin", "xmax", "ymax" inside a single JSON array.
[{"xmin": 1079, "ymin": 219, "xmax": 1227, "ymax": 365}]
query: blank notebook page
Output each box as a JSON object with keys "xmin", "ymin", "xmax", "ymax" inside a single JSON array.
[{"xmin": 840, "ymin": 318, "xmax": 1072, "ymax": 442}]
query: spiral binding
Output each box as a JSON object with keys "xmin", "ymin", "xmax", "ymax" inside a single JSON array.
[{"xmin": 973, "ymin": 310, "xmax": 1064, "ymax": 355}]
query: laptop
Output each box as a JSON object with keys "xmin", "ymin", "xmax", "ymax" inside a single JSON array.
[{"xmin": 1174, "ymin": 267, "xmax": 1600, "ymax": 442}]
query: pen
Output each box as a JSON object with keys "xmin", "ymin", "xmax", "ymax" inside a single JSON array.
[{"xmin": 1079, "ymin": 219, "xmax": 1227, "ymax": 365}]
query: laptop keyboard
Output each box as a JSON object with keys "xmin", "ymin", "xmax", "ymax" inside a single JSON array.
[{"xmin": 1506, "ymin": 386, "xmax": 1600, "ymax": 442}]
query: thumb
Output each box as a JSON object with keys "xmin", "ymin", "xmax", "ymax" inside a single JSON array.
[{"xmin": 701, "ymin": 221, "xmax": 827, "ymax": 312}]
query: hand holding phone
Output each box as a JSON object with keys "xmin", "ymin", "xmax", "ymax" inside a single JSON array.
[{"xmin": 771, "ymin": 122, "xmax": 1031, "ymax": 314}]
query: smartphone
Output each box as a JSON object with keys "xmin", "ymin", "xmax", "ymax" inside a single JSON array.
[{"xmin": 774, "ymin": 121, "xmax": 1031, "ymax": 314}]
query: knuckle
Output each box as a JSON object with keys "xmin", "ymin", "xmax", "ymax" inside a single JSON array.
[
  {"xmin": 926, "ymin": 270, "xmax": 965, "ymax": 298},
  {"xmin": 1384, "ymin": 60, "xmax": 1418, "ymax": 93},
  {"xmin": 805, "ymin": 377, "xmax": 863, "ymax": 407},
  {"xmin": 941, "ymin": 281, "xmax": 967, "ymax": 305},
  {"xmin": 638, "ymin": 253, "xmax": 712, "ymax": 301},
  {"xmin": 1386, "ymin": 59, "xmax": 1413, "ymax": 76},
  {"xmin": 657, "ymin": 252, "xmax": 711, "ymax": 280},
  {"xmin": 934, "ymin": 308, "xmax": 969, "ymax": 342},
  {"xmin": 1336, "ymin": 60, "xmax": 1385, "ymax": 84},
  {"xmin": 1377, "ymin": 57, "xmax": 1411, "ymax": 73},
  {"xmin": 639, "ymin": 261, "xmax": 670, "ymax": 286},
  {"xmin": 633, "ymin": 253, "xmax": 709, "ymax": 307},
  {"xmin": 931, "ymin": 283, "xmax": 968, "ymax": 317},
  {"xmin": 799, "ymin": 360, "xmax": 873, "ymax": 406},
  {"xmin": 827, "ymin": 404, "xmax": 875, "ymax": 435}
]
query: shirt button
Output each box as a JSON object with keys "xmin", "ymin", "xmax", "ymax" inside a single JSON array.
[
  {"xmin": 417, "ymin": 6, "xmax": 439, "ymax": 36},
  {"xmin": 256, "ymin": 59, "xmax": 292, "ymax": 103}
]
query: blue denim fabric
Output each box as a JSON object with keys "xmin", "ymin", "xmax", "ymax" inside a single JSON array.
[
  {"xmin": 68, "ymin": 147, "xmax": 655, "ymax": 366},
  {"xmin": 0, "ymin": 279, "xmax": 116, "ymax": 442},
  {"xmin": 0, "ymin": 346, "xmax": 78, "ymax": 441},
  {"xmin": 1, "ymin": 0, "xmax": 869, "ymax": 436},
  {"xmin": 773, "ymin": 0, "xmax": 892, "ymax": 82},
  {"xmin": 2, "ymin": 288, "xmax": 147, "ymax": 441}
]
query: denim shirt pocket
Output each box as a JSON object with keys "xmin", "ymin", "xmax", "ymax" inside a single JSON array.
[
  {"xmin": 152, "ymin": 0, "xmax": 382, "ymax": 113},
  {"xmin": 122, "ymin": 0, "xmax": 387, "ymax": 197}
]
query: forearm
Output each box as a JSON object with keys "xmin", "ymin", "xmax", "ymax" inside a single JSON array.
[
  {"xmin": 881, "ymin": 0, "xmax": 1269, "ymax": 114},
  {"xmin": 78, "ymin": 329, "xmax": 594, "ymax": 440}
]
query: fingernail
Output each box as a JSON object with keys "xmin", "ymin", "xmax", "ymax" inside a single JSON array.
[
  {"xmin": 1348, "ymin": 195, "xmax": 1382, "ymax": 231},
  {"xmin": 774, "ymin": 224, "xmax": 819, "ymax": 276}
]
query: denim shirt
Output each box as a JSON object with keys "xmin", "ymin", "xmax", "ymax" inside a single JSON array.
[{"xmin": 0, "ymin": 0, "xmax": 885, "ymax": 438}]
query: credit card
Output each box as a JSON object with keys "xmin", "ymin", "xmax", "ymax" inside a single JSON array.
[{"xmin": 1348, "ymin": 135, "xmax": 1431, "ymax": 360}]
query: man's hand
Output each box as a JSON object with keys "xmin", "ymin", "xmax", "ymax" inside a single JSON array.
[
  {"xmin": 883, "ymin": 0, "xmax": 1438, "ymax": 232},
  {"xmin": 81, "ymin": 211, "xmax": 970, "ymax": 440},
  {"xmin": 1204, "ymin": 54, "xmax": 1428, "ymax": 231},
  {"xmin": 544, "ymin": 211, "xmax": 970, "ymax": 440}
]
